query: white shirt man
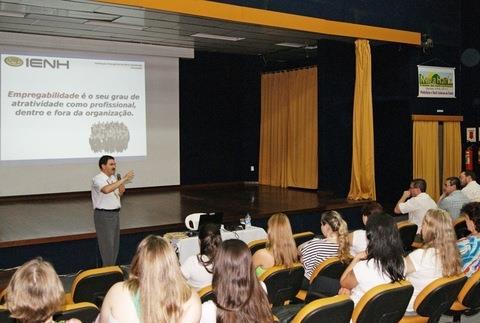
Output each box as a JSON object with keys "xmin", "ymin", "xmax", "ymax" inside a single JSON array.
[
  {"xmin": 460, "ymin": 171, "xmax": 480, "ymax": 202},
  {"xmin": 394, "ymin": 179, "xmax": 437, "ymax": 233}
]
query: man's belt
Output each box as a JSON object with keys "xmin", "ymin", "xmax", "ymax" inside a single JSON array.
[{"xmin": 95, "ymin": 208, "xmax": 120, "ymax": 212}]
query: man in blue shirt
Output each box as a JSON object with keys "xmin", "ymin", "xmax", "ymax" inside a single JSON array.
[{"xmin": 438, "ymin": 177, "xmax": 470, "ymax": 219}]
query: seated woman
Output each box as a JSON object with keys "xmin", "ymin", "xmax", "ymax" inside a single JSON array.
[
  {"xmin": 99, "ymin": 235, "xmax": 201, "ymax": 323},
  {"xmin": 181, "ymin": 223, "xmax": 222, "ymax": 290},
  {"xmin": 252, "ymin": 213, "xmax": 299, "ymax": 276},
  {"xmin": 299, "ymin": 210, "xmax": 350, "ymax": 286},
  {"xmin": 457, "ymin": 202, "xmax": 480, "ymax": 277},
  {"xmin": 340, "ymin": 213, "xmax": 405, "ymax": 305},
  {"xmin": 5, "ymin": 258, "xmax": 80, "ymax": 323},
  {"xmin": 348, "ymin": 202, "xmax": 383, "ymax": 256},
  {"xmin": 200, "ymin": 239, "xmax": 272, "ymax": 323},
  {"xmin": 405, "ymin": 209, "xmax": 462, "ymax": 311}
]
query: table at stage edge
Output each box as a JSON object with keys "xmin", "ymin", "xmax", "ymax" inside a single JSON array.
[{"xmin": 170, "ymin": 226, "xmax": 267, "ymax": 264}]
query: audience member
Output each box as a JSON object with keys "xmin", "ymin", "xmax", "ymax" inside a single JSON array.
[
  {"xmin": 181, "ymin": 223, "xmax": 222, "ymax": 290},
  {"xmin": 437, "ymin": 177, "xmax": 470, "ymax": 219},
  {"xmin": 5, "ymin": 258, "xmax": 80, "ymax": 323},
  {"xmin": 339, "ymin": 213, "xmax": 405, "ymax": 305},
  {"xmin": 394, "ymin": 178, "xmax": 437, "ymax": 235},
  {"xmin": 460, "ymin": 171, "xmax": 480, "ymax": 202},
  {"xmin": 348, "ymin": 202, "xmax": 383, "ymax": 256},
  {"xmin": 200, "ymin": 239, "xmax": 272, "ymax": 323},
  {"xmin": 252, "ymin": 213, "xmax": 299, "ymax": 276},
  {"xmin": 457, "ymin": 202, "xmax": 480, "ymax": 277},
  {"xmin": 405, "ymin": 209, "xmax": 462, "ymax": 312},
  {"xmin": 99, "ymin": 235, "xmax": 201, "ymax": 323},
  {"xmin": 299, "ymin": 210, "xmax": 350, "ymax": 286}
]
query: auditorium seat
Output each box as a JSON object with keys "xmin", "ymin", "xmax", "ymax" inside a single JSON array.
[
  {"xmin": 53, "ymin": 302, "xmax": 99, "ymax": 322},
  {"xmin": 248, "ymin": 238, "xmax": 267, "ymax": 255},
  {"xmin": 293, "ymin": 232, "xmax": 315, "ymax": 247},
  {"xmin": 397, "ymin": 221, "xmax": 418, "ymax": 252},
  {"xmin": 296, "ymin": 257, "xmax": 350, "ymax": 302},
  {"xmin": 445, "ymin": 270, "xmax": 480, "ymax": 322},
  {"xmin": 198, "ymin": 285, "xmax": 215, "ymax": 303},
  {"xmin": 454, "ymin": 217, "xmax": 470, "ymax": 239},
  {"xmin": 352, "ymin": 281, "xmax": 413, "ymax": 323},
  {"xmin": 65, "ymin": 266, "xmax": 124, "ymax": 307},
  {"xmin": 259, "ymin": 263, "xmax": 304, "ymax": 306},
  {"xmin": 399, "ymin": 275, "xmax": 467, "ymax": 323},
  {"xmin": 291, "ymin": 295, "xmax": 354, "ymax": 323}
]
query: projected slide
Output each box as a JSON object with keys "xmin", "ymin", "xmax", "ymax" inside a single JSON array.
[{"xmin": 0, "ymin": 54, "xmax": 146, "ymax": 160}]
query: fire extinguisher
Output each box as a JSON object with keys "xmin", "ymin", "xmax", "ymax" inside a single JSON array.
[{"xmin": 466, "ymin": 145, "xmax": 474, "ymax": 170}]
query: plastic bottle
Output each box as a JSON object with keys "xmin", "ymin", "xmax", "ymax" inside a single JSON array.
[{"xmin": 245, "ymin": 213, "xmax": 251, "ymax": 228}]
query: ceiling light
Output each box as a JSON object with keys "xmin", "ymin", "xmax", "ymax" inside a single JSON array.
[
  {"xmin": 191, "ymin": 33, "xmax": 245, "ymax": 41},
  {"xmin": 275, "ymin": 42, "xmax": 304, "ymax": 48},
  {"xmin": 84, "ymin": 20, "xmax": 145, "ymax": 30},
  {"xmin": 0, "ymin": 10, "xmax": 26, "ymax": 18}
]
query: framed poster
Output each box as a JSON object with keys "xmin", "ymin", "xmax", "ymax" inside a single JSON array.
[
  {"xmin": 467, "ymin": 128, "xmax": 476, "ymax": 142},
  {"xmin": 418, "ymin": 65, "xmax": 455, "ymax": 98}
]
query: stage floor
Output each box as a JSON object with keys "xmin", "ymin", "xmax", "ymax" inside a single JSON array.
[{"xmin": 0, "ymin": 183, "xmax": 364, "ymax": 247}]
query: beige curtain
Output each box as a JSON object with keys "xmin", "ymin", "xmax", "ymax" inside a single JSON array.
[
  {"xmin": 413, "ymin": 121, "xmax": 440, "ymax": 199},
  {"xmin": 259, "ymin": 67, "xmax": 318, "ymax": 189},
  {"xmin": 348, "ymin": 39, "xmax": 376, "ymax": 200},
  {"xmin": 443, "ymin": 121, "xmax": 462, "ymax": 182}
]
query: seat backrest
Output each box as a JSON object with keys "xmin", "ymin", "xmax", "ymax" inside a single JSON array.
[
  {"xmin": 457, "ymin": 269, "xmax": 480, "ymax": 310},
  {"xmin": 53, "ymin": 302, "xmax": 99, "ymax": 322},
  {"xmin": 309, "ymin": 257, "xmax": 350, "ymax": 283},
  {"xmin": 291, "ymin": 295, "xmax": 354, "ymax": 323},
  {"xmin": 71, "ymin": 266, "xmax": 124, "ymax": 306},
  {"xmin": 0, "ymin": 305, "xmax": 15, "ymax": 323},
  {"xmin": 414, "ymin": 275, "xmax": 467, "ymax": 323},
  {"xmin": 352, "ymin": 281, "xmax": 414, "ymax": 323},
  {"xmin": 454, "ymin": 218, "xmax": 470, "ymax": 239},
  {"xmin": 260, "ymin": 263, "xmax": 305, "ymax": 306},
  {"xmin": 293, "ymin": 232, "xmax": 315, "ymax": 247},
  {"xmin": 397, "ymin": 221, "xmax": 418, "ymax": 252},
  {"xmin": 248, "ymin": 239, "xmax": 267, "ymax": 255},
  {"xmin": 198, "ymin": 285, "xmax": 215, "ymax": 303}
]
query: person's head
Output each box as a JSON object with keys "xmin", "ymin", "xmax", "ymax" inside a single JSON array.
[
  {"xmin": 409, "ymin": 178, "xmax": 427, "ymax": 197},
  {"xmin": 197, "ymin": 223, "xmax": 222, "ymax": 272},
  {"xmin": 460, "ymin": 202, "xmax": 480, "ymax": 234},
  {"xmin": 365, "ymin": 213, "xmax": 405, "ymax": 282},
  {"xmin": 6, "ymin": 258, "xmax": 64, "ymax": 323},
  {"xmin": 421, "ymin": 209, "xmax": 462, "ymax": 276},
  {"xmin": 127, "ymin": 235, "xmax": 191, "ymax": 323},
  {"xmin": 266, "ymin": 213, "xmax": 299, "ymax": 267},
  {"xmin": 98, "ymin": 155, "xmax": 116, "ymax": 176},
  {"xmin": 460, "ymin": 171, "xmax": 476, "ymax": 187},
  {"xmin": 443, "ymin": 177, "xmax": 461, "ymax": 195},
  {"xmin": 213, "ymin": 239, "xmax": 272, "ymax": 323},
  {"xmin": 320, "ymin": 210, "xmax": 350, "ymax": 261},
  {"xmin": 360, "ymin": 202, "xmax": 384, "ymax": 226}
]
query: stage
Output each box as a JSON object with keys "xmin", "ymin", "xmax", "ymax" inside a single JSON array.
[{"xmin": 0, "ymin": 183, "xmax": 367, "ymax": 273}]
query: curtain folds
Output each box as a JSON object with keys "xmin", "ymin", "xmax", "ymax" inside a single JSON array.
[
  {"xmin": 259, "ymin": 67, "xmax": 318, "ymax": 189},
  {"xmin": 347, "ymin": 39, "xmax": 376, "ymax": 200},
  {"xmin": 413, "ymin": 121, "xmax": 440, "ymax": 200},
  {"xmin": 443, "ymin": 121, "xmax": 462, "ymax": 182}
]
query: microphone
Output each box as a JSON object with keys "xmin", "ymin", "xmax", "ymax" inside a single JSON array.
[{"xmin": 116, "ymin": 173, "xmax": 121, "ymax": 181}]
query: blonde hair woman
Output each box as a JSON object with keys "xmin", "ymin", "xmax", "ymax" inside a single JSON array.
[
  {"xmin": 6, "ymin": 258, "xmax": 80, "ymax": 323},
  {"xmin": 299, "ymin": 210, "xmax": 349, "ymax": 286},
  {"xmin": 252, "ymin": 213, "xmax": 299, "ymax": 276},
  {"xmin": 405, "ymin": 209, "xmax": 462, "ymax": 312},
  {"xmin": 99, "ymin": 235, "xmax": 201, "ymax": 323}
]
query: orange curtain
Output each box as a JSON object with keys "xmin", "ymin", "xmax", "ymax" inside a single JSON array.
[
  {"xmin": 413, "ymin": 121, "xmax": 440, "ymax": 199},
  {"xmin": 443, "ymin": 121, "xmax": 462, "ymax": 182},
  {"xmin": 348, "ymin": 39, "xmax": 376, "ymax": 200},
  {"xmin": 259, "ymin": 67, "xmax": 318, "ymax": 189}
]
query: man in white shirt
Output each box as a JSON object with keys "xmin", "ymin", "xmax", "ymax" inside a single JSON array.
[
  {"xmin": 459, "ymin": 170, "xmax": 480, "ymax": 202},
  {"xmin": 92, "ymin": 155, "xmax": 134, "ymax": 266},
  {"xmin": 394, "ymin": 178, "xmax": 437, "ymax": 235}
]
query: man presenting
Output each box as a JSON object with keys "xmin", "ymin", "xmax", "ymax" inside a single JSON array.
[
  {"xmin": 437, "ymin": 177, "xmax": 470, "ymax": 219},
  {"xmin": 92, "ymin": 155, "xmax": 134, "ymax": 266},
  {"xmin": 394, "ymin": 178, "xmax": 437, "ymax": 235}
]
